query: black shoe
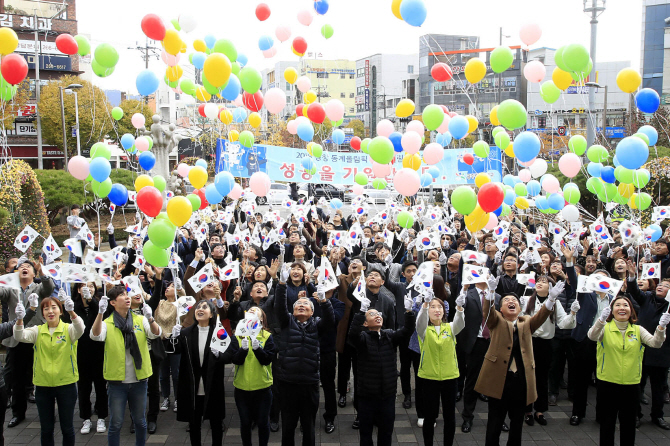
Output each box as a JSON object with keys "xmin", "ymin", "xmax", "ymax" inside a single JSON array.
[
  {"xmin": 641, "ymin": 394, "xmax": 650, "ymax": 405},
  {"xmin": 524, "ymin": 414, "xmax": 534, "ymax": 426},
  {"xmin": 7, "ymin": 417, "xmax": 23, "ymax": 428},
  {"xmin": 250, "ymin": 420, "xmax": 256, "ymax": 430},
  {"xmin": 147, "ymin": 422, "xmax": 157, "ymax": 434},
  {"xmin": 636, "ymin": 417, "xmax": 642, "ymax": 429},
  {"xmin": 338, "ymin": 395, "xmax": 346, "ymax": 408},
  {"xmin": 560, "ymin": 379, "xmax": 568, "ymax": 389},
  {"xmin": 352, "ymin": 417, "xmax": 360, "ymax": 429},
  {"xmin": 27, "ymin": 391, "xmax": 35, "ymax": 404},
  {"xmin": 6, "ymin": 397, "xmax": 10, "ymax": 409},
  {"xmin": 455, "ymin": 391, "xmax": 462, "ymax": 402},
  {"xmin": 130, "ymin": 423, "xmax": 135, "ymax": 434},
  {"xmin": 548, "ymin": 394, "xmax": 557, "ymax": 406},
  {"xmin": 402, "ymin": 394, "xmax": 412, "ymax": 409},
  {"xmin": 325, "ymin": 421, "xmax": 335, "ymax": 434},
  {"xmin": 461, "ymin": 420, "xmax": 472, "ymax": 433},
  {"xmin": 570, "ymin": 415, "xmax": 582, "ymax": 426},
  {"xmin": 664, "ymin": 391, "xmax": 670, "ymax": 404},
  {"xmin": 270, "ymin": 422, "xmax": 279, "ymax": 432},
  {"xmin": 479, "ymin": 394, "xmax": 489, "ymax": 402},
  {"xmin": 534, "ymin": 413, "xmax": 547, "ymax": 426},
  {"xmin": 186, "ymin": 424, "xmax": 190, "ymax": 432},
  {"xmin": 652, "ymin": 418, "xmax": 670, "ymax": 430},
  {"xmin": 501, "ymin": 422, "xmax": 509, "ymax": 432}
]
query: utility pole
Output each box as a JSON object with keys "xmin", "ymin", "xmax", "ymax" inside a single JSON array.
[
  {"xmin": 128, "ymin": 38, "xmax": 161, "ymax": 103},
  {"xmin": 584, "ymin": 0, "xmax": 606, "ymax": 149},
  {"xmin": 34, "ymin": 13, "xmax": 43, "ymax": 169}
]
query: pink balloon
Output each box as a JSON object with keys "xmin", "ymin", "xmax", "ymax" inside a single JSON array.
[
  {"xmin": 394, "ymin": 168, "xmax": 421, "ymax": 197},
  {"xmin": 234, "ymin": 95, "xmax": 244, "ymax": 107},
  {"xmin": 523, "ymin": 60, "xmax": 546, "ymax": 83},
  {"xmin": 558, "ymin": 153, "xmax": 582, "ymax": 178},
  {"xmin": 135, "ymin": 136, "xmax": 150, "ymax": 152},
  {"xmin": 297, "ymin": 9, "xmax": 313, "ymax": 26},
  {"xmin": 406, "ymin": 120, "xmax": 425, "ymax": 135},
  {"xmin": 520, "ymin": 23, "xmax": 542, "ymax": 47},
  {"xmin": 436, "ymin": 115, "xmax": 451, "ymax": 134},
  {"xmin": 372, "ymin": 162, "xmax": 391, "ymax": 178},
  {"xmin": 229, "ymin": 183, "xmax": 243, "ymax": 200},
  {"xmin": 161, "ymin": 49, "xmax": 181, "ymax": 66},
  {"xmin": 517, "ymin": 157, "xmax": 536, "ymax": 167},
  {"xmin": 324, "ymin": 100, "xmax": 344, "ymax": 122},
  {"xmin": 249, "ymin": 172, "xmax": 271, "ymax": 197},
  {"xmin": 401, "ymin": 132, "xmax": 422, "ymax": 154},
  {"xmin": 376, "ymin": 119, "xmax": 394, "ymax": 138},
  {"xmin": 518, "ymin": 169, "xmax": 531, "ymax": 183},
  {"xmin": 275, "ymin": 26, "xmax": 291, "ymax": 42},
  {"xmin": 485, "ymin": 213, "xmax": 499, "ymax": 230},
  {"xmin": 541, "ymin": 174, "xmax": 560, "ymax": 194},
  {"xmin": 177, "ymin": 163, "xmax": 190, "ymax": 178},
  {"xmin": 263, "ymin": 47, "xmax": 277, "ymax": 59},
  {"xmin": 68, "ymin": 155, "xmax": 89, "ymax": 180},
  {"xmin": 423, "ymin": 143, "xmax": 444, "ymax": 165},
  {"xmin": 296, "ymin": 76, "xmax": 311, "ymax": 93},
  {"xmin": 448, "ymin": 112, "xmax": 457, "ymax": 118},
  {"xmin": 352, "ymin": 184, "xmax": 364, "ymax": 195},
  {"xmin": 287, "ymin": 120, "xmax": 298, "ymax": 135},
  {"xmin": 131, "ymin": 113, "xmax": 146, "ymax": 129},
  {"xmin": 265, "ymin": 88, "xmax": 287, "ymax": 114}
]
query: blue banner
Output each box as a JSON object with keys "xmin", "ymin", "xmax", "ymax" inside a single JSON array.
[{"xmin": 215, "ymin": 139, "xmax": 502, "ymax": 186}]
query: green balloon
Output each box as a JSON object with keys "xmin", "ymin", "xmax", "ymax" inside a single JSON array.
[
  {"xmin": 451, "ymin": 186, "xmax": 477, "ymax": 215},
  {"xmin": 91, "ymin": 58, "xmax": 114, "ymax": 78},
  {"xmin": 213, "ymin": 39, "xmax": 237, "ymax": 62},
  {"xmin": 554, "ymin": 46, "xmax": 568, "ymax": 72},
  {"xmin": 473, "ymin": 140, "xmax": 490, "ymax": 157},
  {"xmin": 540, "ymin": 80, "xmax": 561, "ymax": 104},
  {"xmin": 354, "ymin": 172, "xmax": 368, "ymax": 186},
  {"xmin": 632, "ymin": 168, "xmax": 650, "ymax": 188},
  {"xmin": 143, "ymin": 240, "xmax": 169, "ymax": 267},
  {"xmin": 239, "ymin": 130, "xmax": 255, "ymax": 148},
  {"xmin": 598, "ymin": 183, "xmax": 617, "ymax": 203},
  {"xmin": 633, "ymin": 132, "xmax": 650, "ymax": 146},
  {"xmin": 91, "ymin": 178, "xmax": 112, "ymax": 198},
  {"xmin": 165, "ymin": 77, "xmax": 178, "ymax": 88},
  {"xmin": 231, "ymin": 62, "xmax": 241, "ymax": 76},
  {"xmin": 614, "ymin": 166, "xmax": 634, "ymax": 184},
  {"xmin": 171, "ymin": 18, "xmax": 181, "ymax": 31},
  {"xmin": 94, "ymin": 43, "xmax": 119, "ymax": 68},
  {"xmin": 312, "ymin": 144, "xmax": 323, "ymax": 158},
  {"xmin": 148, "ymin": 219, "xmax": 176, "ymax": 249},
  {"xmin": 180, "ymin": 79, "xmax": 197, "ymax": 96},
  {"xmin": 422, "ymin": 104, "xmax": 444, "ymax": 131},
  {"xmin": 0, "ymin": 73, "xmax": 17, "ymax": 102},
  {"xmin": 586, "ymin": 145, "xmax": 609, "ymax": 163},
  {"xmin": 397, "ymin": 210, "xmax": 414, "ymax": 229},
  {"xmin": 490, "ymin": 46, "xmax": 513, "ymax": 73},
  {"xmin": 153, "ymin": 175, "xmax": 166, "ymax": 192},
  {"xmin": 361, "ymin": 138, "xmax": 371, "ymax": 154},
  {"xmin": 586, "ymin": 177, "xmax": 604, "ymax": 194},
  {"xmin": 111, "ymin": 107, "xmax": 123, "ymax": 121},
  {"xmin": 563, "ymin": 43, "xmax": 589, "ymax": 73},
  {"xmin": 373, "ymin": 178, "xmax": 387, "ymax": 190},
  {"xmin": 202, "ymin": 73, "xmax": 221, "ymax": 95},
  {"xmin": 74, "ymin": 35, "xmax": 91, "ymax": 56},
  {"xmin": 613, "ymin": 193, "xmax": 629, "ymax": 205},
  {"xmin": 239, "ymin": 67, "xmax": 262, "ymax": 94},
  {"xmin": 333, "ymin": 118, "xmax": 343, "ymax": 126},
  {"xmin": 635, "ymin": 192, "xmax": 652, "ymax": 210},
  {"xmin": 497, "ymin": 99, "xmax": 527, "ymax": 130},
  {"xmin": 307, "ymin": 166, "xmax": 317, "ymax": 175},
  {"xmin": 492, "ymin": 126, "xmax": 506, "ymax": 138},
  {"xmin": 187, "ymin": 194, "xmax": 201, "ymax": 211},
  {"xmin": 568, "ymin": 135, "xmax": 586, "ymax": 156},
  {"xmin": 321, "ymin": 24, "xmax": 334, "ymax": 39},
  {"xmin": 146, "ymin": 136, "xmax": 153, "ymax": 150},
  {"xmin": 564, "ymin": 187, "xmax": 581, "ymax": 204},
  {"xmin": 494, "ymin": 132, "xmax": 510, "ymax": 150},
  {"xmin": 90, "ymin": 142, "xmax": 111, "ymax": 160},
  {"xmin": 514, "ymin": 183, "xmax": 527, "ymax": 197},
  {"xmin": 501, "ymin": 203, "xmax": 511, "ymax": 217},
  {"xmin": 368, "ymin": 136, "xmax": 395, "ymax": 164}
]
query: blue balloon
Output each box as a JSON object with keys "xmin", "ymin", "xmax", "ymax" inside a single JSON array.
[
  {"xmin": 120, "ymin": 133, "xmax": 135, "ymax": 150},
  {"xmin": 136, "ymin": 70, "xmax": 160, "ymax": 96},
  {"xmin": 204, "ymin": 35, "xmax": 216, "ymax": 49},
  {"xmin": 548, "ymin": 194, "xmax": 565, "ymax": 211},
  {"xmin": 221, "ymin": 74, "xmax": 241, "ymax": 101},
  {"xmin": 487, "ymin": 170, "xmax": 502, "ymax": 183},
  {"xmin": 527, "ymin": 180, "xmax": 541, "ymax": 196},
  {"xmin": 215, "ymin": 172, "xmax": 235, "ymax": 196},
  {"xmin": 138, "ymin": 151, "xmax": 156, "ymax": 171},
  {"xmin": 205, "ymin": 184, "xmax": 223, "ymax": 204},
  {"xmin": 504, "ymin": 190, "xmax": 516, "ymax": 206},
  {"xmin": 493, "ymin": 206, "xmax": 503, "ymax": 217},
  {"xmin": 191, "ymin": 52, "xmax": 206, "ymax": 70},
  {"xmin": 600, "ymin": 166, "xmax": 615, "ymax": 184},
  {"xmin": 236, "ymin": 53, "xmax": 248, "ymax": 67},
  {"xmin": 89, "ymin": 157, "xmax": 111, "ymax": 182},
  {"xmin": 502, "ymin": 175, "xmax": 516, "ymax": 187},
  {"xmin": 232, "ymin": 107, "xmax": 247, "ymax": 123},
  {"xmin": 437, "ymin": 131, "xmax": 453, "ymax": 147},
  {"xmin": 331, "ymin": 129, "xmax": 345, "ymax": 145},
  {"xmin": 612, "ymin": 156, "xmax": 621, "ymax": 167},
  {"xmin": 448, "ymin": 116, "xmax": 469, "ymax": 140},
  {"xmin": 635, "ymin": 88, "xmax": 660, "ymax": 114},
  {"xmin": 648, "ymin": 224, "xmax": 663, "ymax": 242},
  {"xmin": 108, "ymin": 184, "xmax": 128, "ymax": 206},
  {"xmin": 258, "ymin": 36, "xmax": 274, "ymax": 51},
  {"xmin": 535, "ymin": 196, "xmax": 548, "ymax": 210},
  {"xmin": 615, "ymin": 136, "xmax": 649, "ymax": 170},
  {"xmin": 330, "ymin": 198, "xmax": 343, "ymax": 209},
  {"xmin": 587, "ymin": 162, "xmax": 602, "ymax": 177},
  {"xmin": 399, "ymin": 0, "xmax": 427, "ymax": 27},
  {"xmin": 639, "ymin": 125, "xmax": 658, "ymax": 146},
  {"xmin": 314, "ymin": 0, "xmax": 329, "ymax": 15},
  {"xmin": 301, "ymin": 158, "xmax": 314, "ymax": 170},
  {"xmin": 420, "ymin": 173, "xmax": 433, "ymax": 187},
  {"xmin": 427, "ymin": 166, "xmax": 440, "ymax": 179},
  {"xmin": 513, "ymin": 132, "xmax": 541, "ymax": 162},
  {"xmin": 389, "ymin": 132, "xmax": 403, "ymax": 152},
  {"xmin": 297, "ymin": 122, "xmax": 314, "ymax": 142},
  {"xmin": 195, "ymin": 159, "xmax": 208, "ymax": 169}
]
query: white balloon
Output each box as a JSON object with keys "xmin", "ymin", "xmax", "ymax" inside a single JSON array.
[
  {"xmin": 324, "ymin": 100, "xmax": 345, "ymax": 122},
  {"xmin": 529, "ymin": 158, "xmax": 548, "ymax": 178},
  {"xmin": 295, "ymin": 116, "xmax": 310, "ymax": 126},
  {"xmin": 204, "ymin": 103, "xmax": 219, "ymax": 120},
  {"xmin": 562, "ymin": 204, "xmax": 580, "ymax": 222},
  {"xmin": 178, "ymin": 14, "xmax": 197, "ymax": 33},
  {"xmin": 296, "ymin": 76, "xmax": 311, "ymax": 93}
]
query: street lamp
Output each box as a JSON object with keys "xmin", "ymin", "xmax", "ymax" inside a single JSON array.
[
  {"xmin": 585, "ymin": 82, "xmax": 608, "ymax": 142},
  {"xmin": 583, "ymin": 0, "xmax": 607, "ymax": 149},
  {"xmin": 64, "ymin": 83, "xmax": 83, "ymax": 157}
]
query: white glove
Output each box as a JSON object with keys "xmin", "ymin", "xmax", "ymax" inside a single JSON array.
[
  {"xmin": 28, "ymin": 293, "xmax": 39, "ymax": 309},
  {"xmin": 520, "ymin": 296, "xmax": 528, "ymax": 311},
  {"xmin": 438, "ymin": 251, "xmax": 447, "ymax": 265},
  {"xmin": 645, "ymin": 249, "xmax": 652, "ymax": 261},
  {"xmin": 212, "ymin": 349, "xmax": 220, "ymax": 358},
  {"xmin": 384, "ymin": 254, "xmax": 393, "ymax": 265},
  {"xmin": 360, "ymin": 297, "xmax": 371, "ymax": 313},
  {"xmin": 171, "ymin": 324, "xmax": 182, "ymax": 338},
  {"xmin": 404, "ymin": 294, "xmax": 412, "ymax": 312},
  {"xmin": 520, "ymin": 262, "xmax": 529, "ymax": 271},
  {"xmin": 455, "ymin": 291, "xmax": 466, "ymax": 308},
  {"xmin": 58, "ymin": 288, "xmax": 67, "ymax": 302},
  {"xmin": 607, "ymin": 248, "xmax": 615, "ymax": 258},
  {"xmin": 627, "ymin": 247, "xmax": 635, "ymax": 258},
  {"xmin": 15, "ymin": 302, "xmax": 25, "ymax": 320},
  {"xmin": 279, "ymin": 243, "xmax": 286, "ymax": 255},
  {"xmin": 361, "ymin": 238, "xmax": 369, "ymax": 248},
  {"xmin": 423, "ymin": 287, "xmax": 435, "ymax": 303},
  {"xmin": 98, "ymin": 296, "xmax": 108, "ymax": 314},
  {"xmin": 544, "ymin": 296, "xmax": 556, "ymax": 311},
  {"xmin": 252, "ymin": 339, "xmax": 260, "ymax": 350},
  {"xmin": 407, "ymin": 240, "xmax": 416, "ymax": 250},
  {"xmin": 494, "ymin": 251, "xmax": 502, "ymax": 263},
  {"xmin": 484, "ymin": 289, "xmax": 495, "ymax": 302},
  {"xmin": 81, "ymin": 286, "xmax": 91, "ymax": 300},
  {"xmin": 486, "ymin": 275, "xmax": 499, "ymax": 291},
  {"xmin": 280, "ymin": 267, "xmax": 290, "ymax": 283},
  {"xmin": 174, "ymin": 278, "xmax": 182, "ymax": 291},
  {"xmin": 300, "ymin": 236, "xmax": 307, "ymax": 245},
  {"xmin": 316, "ymin": 284, "xmax": 326, "ymax": 302},
  {"xmin": 142, "ymin": 303, "xmax": 153, "ymax": 320},
  {"xmin": 64, "ymin": 297, "xmax": 74, "ymax": 312},
  {"xmin": 107, "ymin": 223, "xmax": 114, "ymax": 235},
  {"xmin": 548, "ymin": 281, "xmax": 565, "ymax": 300},
  {"xmin": 241, "ymin": 338, "xmax": 249, "ymax": 350},
  {"xmin": 659, "ymin": 313, "xmax": 670, "ymax": 328},
  {"xmin": 216, "ymin": 297, "xmax": 224, "ymax": 308},
  {"xmin": 598, "ymin": 305, "xmax": 611, "ymax": 323},
  {"xmin": 570, "ymin": 299, "xmax": 581, "ymax": 314}
]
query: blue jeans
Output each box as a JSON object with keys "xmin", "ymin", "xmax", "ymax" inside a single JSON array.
[
  {"xmin": 35, "ymin": 383, "xmax": 78, "ymax": 446},
  {"xmin": 159, "ymin": 353, "xmax": 180, "ymax": 399},
  {"xmin": 108, "ymin": 380, "xmax": 148, "ymax": 446}
]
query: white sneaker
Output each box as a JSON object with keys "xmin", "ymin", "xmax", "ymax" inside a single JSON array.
[
  {"xmin": 96, "ymin": 419, "xmax": 106, "ymax": 433},
  {"xmin": 160, "ymin": 398, "xmax": 170, "ymax": 412},
  {"xmin": 417, "ymin": 418, "xmax": 424, "ymax": 428},
  {"xmin": 81, "ymin": 419, "xmax": 92, "ymax": 435},
  {"xmin": 173, "ymin": 399, "xmax": 178, "ymax": 413}
]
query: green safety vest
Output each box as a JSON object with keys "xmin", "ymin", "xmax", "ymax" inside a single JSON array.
[
  {"xmin": 233, "ymin": 330, "xmax": 273, "ymax": 391},
  {"xmin": 418, "ymin": 322, "xmax": 459, "ymax": 381},
  {"xmin": 33, "ymin": 320, "xmax": 78, "ymax": 387},
  {"xmin": 596, "ymin": 320, "xmax": 645, "ymax": 385},
  {"xmin": 103, "ymin": 313, "xmax": 152, "ymax": 381}
]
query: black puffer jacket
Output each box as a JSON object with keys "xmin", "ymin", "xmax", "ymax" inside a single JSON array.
[
  {"xmin": 628, "ymin": 278, "xmax": 670, "ymax": 367},
  {"xmin": 273, "ymin": 283, "xmax": 334, "ymax": 384},
  {"xmin": 348, "ymin": 310, "xmax": 415, "ymax": 399}
]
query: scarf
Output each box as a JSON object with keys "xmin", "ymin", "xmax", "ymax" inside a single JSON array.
[{"xmin": 113, "ymin": 310, "xmax": 142, "ymax": 369}]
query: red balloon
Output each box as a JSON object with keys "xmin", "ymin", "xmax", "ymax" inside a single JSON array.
[
  {"xmin": 350, "ymin": 136, "xmax": 361, "ymax": 151},
  {"xmin": 196, "ymin": 188, "xmax": 208, "ymax": 210},
  {"xmin": 306, "ymin": 102, "xmax": 325, "ymax": 124},
  {"xmin": 463, "ymin": 153, "xmax": 474, "ymax": 165},
  {"xmin": 292, "ymin": 37, "xmax": 308, "ymax": 55},
  {"xmin": 141, "ymin": 14, "xmax": 166, "ymax": 41},
  {"xmin": 136, "ymin": 186, "xmax": 163, "ymax": 217},
  {"xmin": 243, "ymin": 91, "xmax": 264, "ymax": 112},
  {"xmin": 295, "ymin": 103, "xmax": 305, "ymax": 117},
  {"xmin": 198, "ymin": 103, "xmax": 207, "ymax": 117},
  {"xmin": 255, "ymin": 3, "xmax": 271, "ymax": 21},
  {"xmin": 55, "ymin": 34, "xmax": 78, "ymax": 55},
  {"xmin": 477, "ymin": 183, "xmax": 504, "ymax": 213},
  {"xmin": 431, "ymin": 63, "xmax": 453, "ymax": 82},
  {"xmin": 1, "ymin": 54, "xmax": 28, "ymax": 86}
]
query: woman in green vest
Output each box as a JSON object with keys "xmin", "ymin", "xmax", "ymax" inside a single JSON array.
[
  {"xmin": 231, "ymin": 306, "xmax": 276, "ymax": 446},
  {"xmin": 14, "ymin": 293, "xmax": 83, "ymax": 446},
  {"xmin": 416, "ymin": 289, "xmax": 466, "ymax": 446},
  {"xmin": 589, "ymin": 295, "xmax": 669, "ymax": 446}
]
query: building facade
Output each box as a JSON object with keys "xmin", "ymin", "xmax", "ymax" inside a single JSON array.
[
  {"xmin": 297, "ymin": 58, "xmax": 356, "ymax": 121},
  {"xmin": 261, "ymin": 60, "xmax": 298, "ymax": 122},
  {"xmin": 641, "ymin": 0, "xmax": 670, "ymax": 98}
]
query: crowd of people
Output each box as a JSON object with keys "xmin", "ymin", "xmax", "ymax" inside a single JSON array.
[{"xmin": 1, "ymin": 194, "xmax": 670, "ymax": 446}]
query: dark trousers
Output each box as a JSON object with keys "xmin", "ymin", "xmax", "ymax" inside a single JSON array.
[
  {"xmin": 358, "ymin": 395, "xmax": 395, "ymax": 446},
  {"xmin": 572, "ymin": 337, "xmax": 597, "ymax": 418},
  {"xmin": 337, "ymin": 343, "xmax": 356, "ymax": 406},
  {"xmin": 270, "ymin": 362, "xmax": 280, "ymax": 424},
  {"xmin": 0, "ymin": 386, "xmax": 7, "ymax": 446},
  {"xmin": 485, "ymin": 372, "xmax": 526, "ymax": 446},
  {"xmin": 278, "ymin": 380, "xmax": 319, "ymax": 446},
  {"xmin": 410, "ymin": 350, "xmax": 425, "ymax": 418},
  {"xmin": 640, "ymin": 365, "xmax": 668, "ymax": 420},
  {"xmin": 598, "ymin": 380, "xmax": 638, "ymax": 446},
  {"xmin": 526, "ymin": 337, "xmax": 552, "ymax": 414},
  {"xmin": 456, "ymin": 345, "xmax": 467, "ymax": 393},
  {"xmin": 78, "ymin": 363, "xmax": 108, "ymax": 420},
  {"xmin": 35, "ymin": 383, "xmax": 78, "ymax": 446},
  {"xmin": 146, "ymin": 351, "xmax": 162, "ymax": 423},
  {"xmin": 159, "ymin": 353, "xmax": 180, "ymax": 399},
  {"xmin": 7, "ymin": 341, "xmax": 33, "ymax": 418},
  {"xmin": 422, "ymin": 378, "xmax": 457, "ymax": 446},
  {"xmin": 462, "ymin": 338, "xmax": 490, "ymax": 422},
  {"xmin": 548, "ymin": 337, "xmax": 576, "ymax": 397},
  {"xmin": 320, "ymin": 351, "xmax": 337, "ymax": 422},
  {"xmin": 399, "ymin": 337, "xmax": 412, "ymax": 396},
  {"xmin": 189, "ymin": 395, "xmax": 224, "ymax": 446},
  {"xmin": 235, "ymin": 387, "xmax": 272, "ymax": 446}
]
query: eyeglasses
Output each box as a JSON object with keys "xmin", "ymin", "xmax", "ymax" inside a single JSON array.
[{"xmin": 367, "ymin": 310, "xmax": 383, "ymax": 318}]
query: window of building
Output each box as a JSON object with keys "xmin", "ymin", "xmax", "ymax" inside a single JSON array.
[
  {"xmin": 286, "ymin": 82, "xmax": 292, "ymax": 90},
  {"xmin": 408, "ymin": 65, "xmax": 414, "ymax": 74},
  {"xmin": 350, "ymin": 73, "xmax": 355, "ymax": 79},
  {"xmin": 356, "ymin": 68, "xmax": 365, "ymax": 77},
  {"xmin": 317, "ymin": 72, "xmax": 329, "ymax": 79},
  {"xmin": 420, "ymin": 56, "xmax": 429, "ymax": 68},
  {"xmin": 357, "ymin": 86, "xmax": 365, "ymax": 95},
  {"xmin": 340, "ymin": 92, "xmax": 346, "ymax": 98},
  {"xmin": 340, "ymin": 73, "xmax": 346, "ymax": 79},
  {"xmin": 349, "ymin": 107, "xmax": 355, "ymax": 113},
  {"xmin": 349, "ymin": 93, "xmax": 354, "ymax": 98}
]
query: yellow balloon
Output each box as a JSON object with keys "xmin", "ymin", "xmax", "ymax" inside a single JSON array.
[
  {"xmin": 292, "ymin": 46, "xmax": 305, "ymax": 57},
  {"xmin": 188, "ymin": 166, "xmax": 208, "ymax": 190},
  {"xmin": 391, "ymin": 0, "xmax": 403, "ymax": 19},
  {"xmin": 306, "ymin": 142, "xmax": 314, "ymax": 156},
  {"xmin": 490, "ymin": 106, "xmax": 500, "ymax": 126},
  {"xmin": 0, "ymin": 28, "xmax": 19, "ymax": 56},
  {"xmin": 504, "ymin": 143, "xmax": 515, "ymax": 158},
  {"xmin": 628, "ymin": 193, "xmax": 639, "ymax": 210},
  {"xmin": 134, "ymin": 174, "xmax": 154, "ymax": 192},
  {"xmin": 302, "ymin": 103, "xmax": 310, "ymax": 117},
  {"xmin": 465, "ymin": 205, "xmax": 489, "ymax": 232},
  {"xmin": 180, "ymin": 42, "xmax": 187, "ymax": 53},
  {"xmin": 193, "ymin": 39, "xmax": 207, "ymax": 53},
  {"xmin": 203, "ymin": 53, "xmax": 232, "ymax": 88},
  {"xmin": 284, "ymin": 67, "xmax": 298, "ymax": 84},
  {"xmin": 396, "ymin": 99, "xmax": 415, "ymax": 118},
  {"xmin": 618, "ymin": 183, "xmax": 635, "ymax": 199},
  {"xmin": 475, "ymin": 173, "xmax": 491, "ymax": 188},
  {"xmin": 163, "ymin": 29, "xmax": 183, "ymax": 56},
  {"xmin": 465, "ymin": 58, "xmax": 486, "ymax": 84},
  {"xmin": 229, "ymin": 129, "xmax": 239, "ymax": 142},
  {"xmin": 219, "ymin": 108, "xmax": 233, "ymax": 124},
  {"xmin": 466, "ymin": 115, "xmax": 478, "ymax": 133},
  {"xmin": 552, "ymin": 67, "xmax": 573, "ymax": 91},
  {"xmin": 402, "ymin": 153, "xmax": 422, "ymax": 170},
  {"xmin": 167, "ymin": 196, "xmax": 193, "ymax": 226},
  {"xmin": 515, "ymin": 197, "xmax": 529, "ymax": 209},
  {"xmin": 166, "ymin": 65, "xmax": 183, "ymax": 82},
  {"xmin": 617, "ymin": 68, "xmax": 642, "ymax": 94},
  {"xmin": 195, "ymin": 86, "xmax": 211, "ymax": 102},
  {"xmin": 248, "ymin": 112, "xmax": 261, "ymax": 128},
  {"xmin": 304, "ymin": 90, "xmax": 317, "ymax": 104}
]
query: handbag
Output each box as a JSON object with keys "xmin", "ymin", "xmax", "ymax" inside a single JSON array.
[{"xmin": 150, "ymin": 337, "xmax": 167, "ymax": 361}]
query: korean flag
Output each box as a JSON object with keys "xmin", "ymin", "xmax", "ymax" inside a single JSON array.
[{"xmin": 14, "ymin": 225, "xmax": 40, "ymax": 253}]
